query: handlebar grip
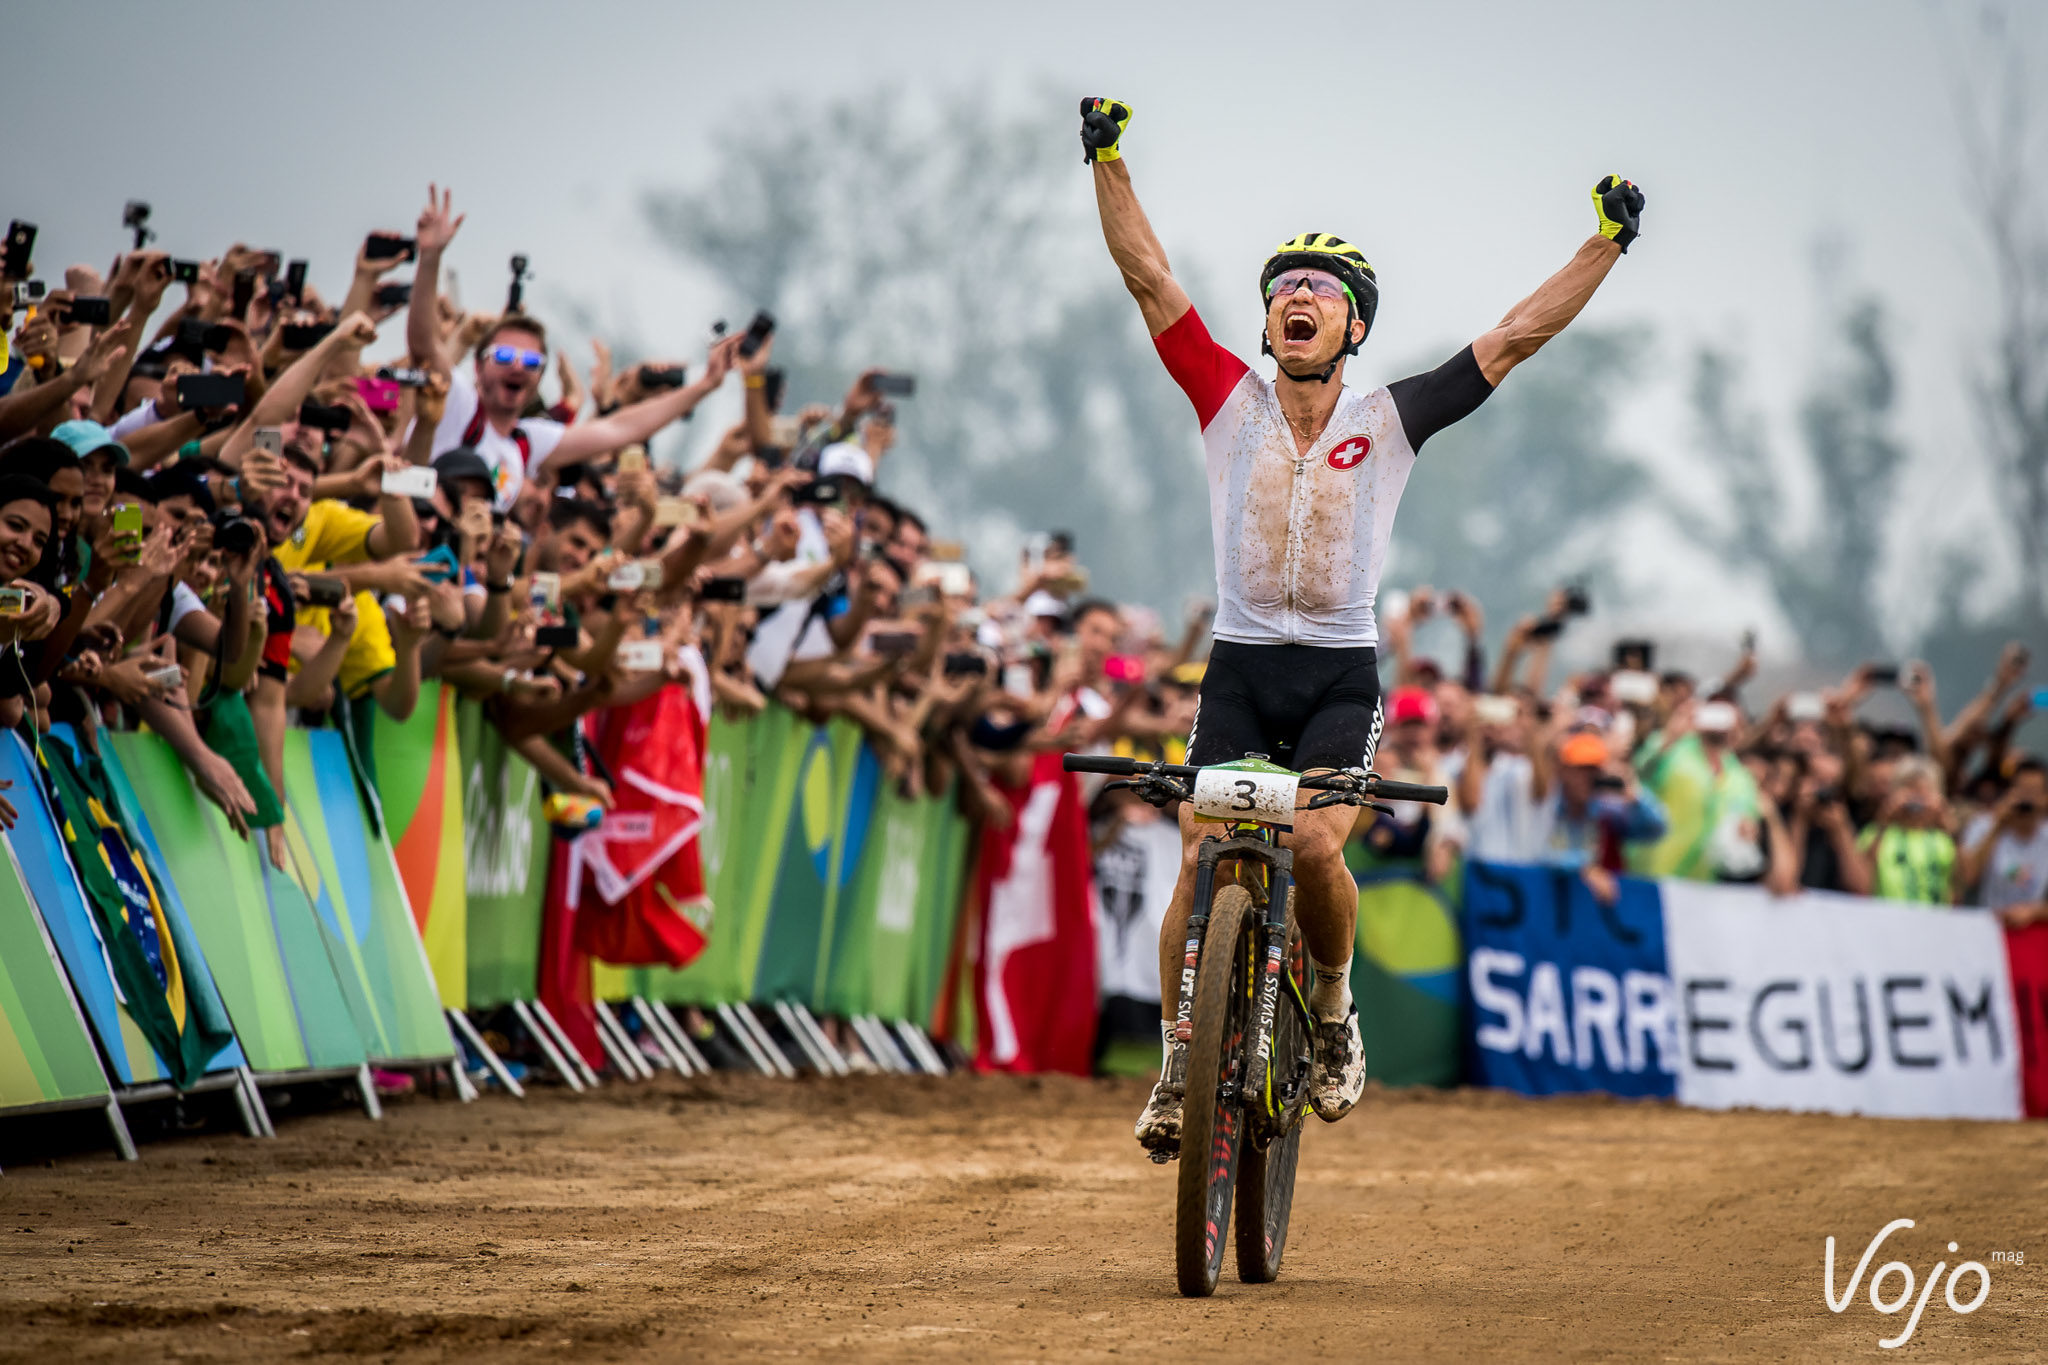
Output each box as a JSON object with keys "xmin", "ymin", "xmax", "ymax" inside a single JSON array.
[
  {"xmin": 1371, "ymin": 779, "xmax": 1450, "ymax": 805},
  {"xmin": 1062, "ymin": 754, "xmax": 1142, "ymax": 777}
]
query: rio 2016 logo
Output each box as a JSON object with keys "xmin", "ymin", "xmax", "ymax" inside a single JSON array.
[{"xmin": 1824, "ymin": 1219, "xmax": 1996, "ymax": 1349}]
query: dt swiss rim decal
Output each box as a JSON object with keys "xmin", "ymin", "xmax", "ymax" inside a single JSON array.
[{"xmin": 1327, "ymin": 436, "xmax": 1371, "ymax": 470}]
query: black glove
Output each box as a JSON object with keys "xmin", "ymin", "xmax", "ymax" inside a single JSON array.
[
  {"xmin": 1592, "ymin": 175, "xmax": 1646, "ymax": 252},
  {"xmin": 1079, "ymin": 97, "xmax": 1133, "ymax": 166}
]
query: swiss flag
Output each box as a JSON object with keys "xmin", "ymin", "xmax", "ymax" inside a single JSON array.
[{"xmin": 973, "ymin": 751, "xmax": 1099, "ymax": 1074}]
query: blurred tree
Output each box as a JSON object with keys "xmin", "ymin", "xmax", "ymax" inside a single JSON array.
[
  {"xmin": 1387, "ymin": 326, "xmax": 1651, "ymax": 626},
  {"xmin": 1956, "ymin": 8, "xmax": 2048, "ymax": 639},
  {"xmin": 641, "ymin": 95, "xmax": 1208, "ymax": 612},
  {"xmin": 1680, "ymin": 294, "xmax": 1906, "ymax": 666}
]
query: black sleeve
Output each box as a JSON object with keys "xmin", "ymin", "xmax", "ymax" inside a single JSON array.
[{"xmin": 1386, "ymin": 344, "xmax": 1495, "ymax": 454}]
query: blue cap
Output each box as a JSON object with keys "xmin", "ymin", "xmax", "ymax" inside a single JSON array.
[{"xmin": 50, "ymin": 419, "xmax": 132, "ymax": 467}]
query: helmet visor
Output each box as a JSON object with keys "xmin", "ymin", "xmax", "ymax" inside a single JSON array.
[{"xmin": 1265, "ymin": 268, "xmax": 1352, "ymax": 304}]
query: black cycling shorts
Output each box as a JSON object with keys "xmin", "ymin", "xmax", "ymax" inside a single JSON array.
[{"xmin": 1186, "ymin": 641, "xmax": 1384, "ymax": 775}]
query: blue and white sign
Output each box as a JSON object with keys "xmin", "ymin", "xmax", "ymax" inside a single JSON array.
[{"xmin": 1461, "ymin": 862, "xmax": 1677, "ymax": 1098}]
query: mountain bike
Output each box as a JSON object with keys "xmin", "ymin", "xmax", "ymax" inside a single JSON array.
[{"xmin": 1064, "ymin": 752, "xmax": 1448, "ymax": 1297}]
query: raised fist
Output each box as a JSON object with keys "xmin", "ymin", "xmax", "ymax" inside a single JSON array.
[
  {"xmin": 1592, "ymin": 175, "xmax": 1646, "ymax": 253},
  {"xmin": 1079, "ymin": 98, "xmax": 1133, "ymax": 165}
]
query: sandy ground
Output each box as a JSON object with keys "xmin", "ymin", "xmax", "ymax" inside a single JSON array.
[{"xmin": 0, "ymin": 1072, "xmax": 2043, "ymax": 1363}]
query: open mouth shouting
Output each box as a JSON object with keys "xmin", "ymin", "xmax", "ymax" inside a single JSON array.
[{"xmin": 1283, "ymin": 308, "xmax": 1319, "ymax": 345}]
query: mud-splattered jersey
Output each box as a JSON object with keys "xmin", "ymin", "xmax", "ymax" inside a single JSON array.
[{"xmin": 1152, "ymin": 306, "xmax": 1492, "ymax": 648}]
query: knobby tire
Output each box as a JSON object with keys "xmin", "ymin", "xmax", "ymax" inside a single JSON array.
[{"xmin": 1175, "ymin": 883, "xmax": 1254, "ymax": 1298}]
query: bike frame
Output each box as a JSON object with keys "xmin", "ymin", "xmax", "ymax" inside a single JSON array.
[{"xmin": 1177, "ymin": 823, "xmax": 1316, "ymax": 1143}]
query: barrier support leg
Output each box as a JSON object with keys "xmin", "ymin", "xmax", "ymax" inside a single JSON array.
[
  {"xmin": 354, "ymin": 1064, "xmax": 385, "ymax": 1121},
  {"xmin": 784, "ymin": 1002, "xmax": 849, "ymax": 1076},
  {"xmin": 630, "ymin": 997, "xmax": 693, "ymax": 1076},
  {"xmin": 894, "ymin": 1020, "xmax": 951, "ymax": 1076},
  {"xmin": 238, "ymin": 1068, "xmax": 277, "ymax": 1138},
  {"xmin": 103, "ymin": 1093, "xmax": 138, "ymax": 1162},
  {"xmin": 529, "ymin": 999, "xmax": 602, "ymax": 1089},
  {"xmin": 592, "ymin": 1000, "xmax": 652, "ymax": 1080},
  {"xmin": 713, "ymin": 1003, "xmax": 775, "ymax": 1075},
  {"xmin": 510, "ymin": 998, "xmax": 586, "ymax": 1093},
  {"xmin": 448, "ymin": 1008, "xmax": 525, "ymax": 1098},
  {"xmin": 651, "ymin": 1001, "xmax": 712, "ymax": 1073},
  {"xmin": 735, "ymin": 1003, "xmax": 797, "ymax": 1078}
]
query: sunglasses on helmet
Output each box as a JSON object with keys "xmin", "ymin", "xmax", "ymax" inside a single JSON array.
[
  {"xmin": 486, "ymin": 345, "xmax": 545, "ymax": 370},
  {"xmin": 1265, "ymin": 269, "xmax": 1353, "ymax": 304}
]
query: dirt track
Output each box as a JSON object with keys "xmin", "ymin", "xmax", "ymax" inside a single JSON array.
[{"xmin": 0, "ymin": 1072, "xmax": 2043, "ymax": 1362}]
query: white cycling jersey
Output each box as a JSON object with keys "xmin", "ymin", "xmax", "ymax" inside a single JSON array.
[{"xmin": 1153, "ymin": 306, "xmax": 1491, "ymax": 649}]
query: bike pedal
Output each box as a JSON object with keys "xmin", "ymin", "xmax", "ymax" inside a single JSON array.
[{"xmin": 1148, "ymin": 1147, "xmax": 1177, "ymax": 1165}]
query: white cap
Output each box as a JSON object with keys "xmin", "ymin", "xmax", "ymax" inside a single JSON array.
[
  {"xmin": 815, "ymin": 442, "xmax": 874, "ymax": 485},
  {"xmin": 1023, "ymin": 590, "xmax": 1067, "ymax": 619},
  {"xmin": 682, "ymin": 468, "xmax": 748, "ymax": 514}
]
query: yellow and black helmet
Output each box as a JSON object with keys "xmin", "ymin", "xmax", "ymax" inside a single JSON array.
[{"xmin": 1259, "ymin": 233, "xmax": 1379, "ymax": 349}]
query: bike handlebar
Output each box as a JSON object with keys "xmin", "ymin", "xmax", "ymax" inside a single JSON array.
[{"xmin": 1061, "ymin": 753, "xmax": 1447, "ymax": 805}]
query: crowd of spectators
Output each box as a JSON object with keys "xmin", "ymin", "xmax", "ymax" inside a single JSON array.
[{"xmin": 1, "ymin": 191, "xmax": 2039, "ymax": 958}]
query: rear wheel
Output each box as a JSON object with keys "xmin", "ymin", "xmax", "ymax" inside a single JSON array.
[
  {"xmin": 1175, "ymin": 884, "xmax": 1255, "ymax": 1298},
  {"xmin": 1234, "ymin": 901, "xmax": 1306, "ymax": 1283}
]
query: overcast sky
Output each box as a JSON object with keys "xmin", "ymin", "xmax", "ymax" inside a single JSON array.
[{"xmin": 7, "ymin": 0, "xmax": 2039, "ymax": 652}]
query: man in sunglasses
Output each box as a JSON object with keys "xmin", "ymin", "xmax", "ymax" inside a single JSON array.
[
  {"xmin": 405, "ymin": 185, "xmax": 741, "ymax": 511},
  {"xmin": 1077, "ymin": 97, "xmax": 1645, "ymax": 1155}
]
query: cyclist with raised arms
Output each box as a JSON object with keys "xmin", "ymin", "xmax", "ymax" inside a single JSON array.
[{"xmin": 1077, "ymin": 97, "xmax": 1646, "ymax": 1155}]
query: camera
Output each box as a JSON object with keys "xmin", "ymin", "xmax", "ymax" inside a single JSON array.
[
  {"xmin": 296, "ymin": 399, "xmax": 352, "ymax": 432},
  {"xmin": 175, "ymin": 316, "xmax": 234, "ymax": 356},
  {"xmin": 171, "ymin": 259, "xmax": 203, "ymax": 285},
  {"xmin": 280, "ymin": 322, "xmax": 334, "ymax": 351},
  {"xmin": 1561, "ymin": 583, "xmax": 1591, "ymax": 616},
  {"xmin": 210, "ymin": 512, "xmax": 260, "ymax": 556},
  {"xmin": 868, "ymin": 372, "xmax": 916, "ymax": 398},
  {"xmin": 372, "ymin": 281, "xmax": 412, "ymax": 309},
  {"xmin": 376, "ymin": 366, "xmax": 429, "ymax": 387},
  {"xmin": 699, "ymin": 576, "xmax": 747, "ymax": 603},
  {"xmin": 63, "ymin": 295, "xmax": 111, "ymax": 328},
  {"xmin": 3, "ymin": 221, "xmax": 36, "ymax": 280},
  {"xmin": 11, "ymin": 280, "xmax": 44, "ymax": 307},
  {"xmin": 638, "ymin": 364, "xmax": 687, "ymax": 391},
  {"xmin": 364, "ymin": 232, "xmax": 416, "ymax": 263},
  {"xmin": 177, "ymin": 372, "xmax": 246, "ymax": 410},
  {"xmin": 283, "ymin": 259, "xmax": 308, "ymax": 306},
  {"xmin": 122, "ymin": 201, "xmax": 155, "ymax": 250},
  {"xmin": 507, "ymin": 254, "xmax": 530, "ymax": 313},
  {"xmin": 737, "ymin": 309, "xmax": 775, "ymax": 359},
  {"xmin": 299, "ymin": 575, "xmax": 348, "ymax": 610}
]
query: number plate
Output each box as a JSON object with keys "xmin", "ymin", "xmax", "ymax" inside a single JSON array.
[{"xmin": 1190, "ymin": 765, "xmax": 1298, "ymax": 829}]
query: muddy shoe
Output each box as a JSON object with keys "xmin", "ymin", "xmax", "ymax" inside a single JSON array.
[
  {"xmin": 1135, "ymin": 1077, "xmax": 1184, "ymax": 1160},
  {"xmin": 1135, "ymin": 1036, "xmax": 1188, "ymax": 1160},
  {"xmin": 1309, "ymin": 1006, "xmax": 1367, "ymax": 1122}
]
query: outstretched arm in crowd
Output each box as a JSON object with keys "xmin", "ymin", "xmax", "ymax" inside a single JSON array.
[
  {"xmin": 539, "ymin": 335, "xmax": 742, "ymax": 474},
  {"xmin": 1900, "ymin": 661, "xmax": 1952, "ymax": 780},
  {"xmin": 405, "ymin": 186, "xmax": 465, "ymax": 370},
  {"xmin": 1943, "ymin": 643, "xmax": 2027, "ymax": 782}
]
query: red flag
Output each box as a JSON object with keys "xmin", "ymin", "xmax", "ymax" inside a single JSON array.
[
  {"xmin": 537, "ymin": 831, "xmax": 605, "ymax": 1068},
  {"xmin": 2006, "ymin": 922, "xmax": 2048, "ymax": 1119},
  {"xmin": 571, "ymin": 684, "xmax": 711, "ymax": 968},
  {"xmin": 973, "ymin": 750, "xmax": 1098, "ymax": 1075}
]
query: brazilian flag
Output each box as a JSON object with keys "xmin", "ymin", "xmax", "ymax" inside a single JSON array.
[{"xmin": 28, "ymin": 727, "xmax": 235, "ymax": 1087}]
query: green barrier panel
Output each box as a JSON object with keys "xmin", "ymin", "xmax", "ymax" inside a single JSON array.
[
  {"xmin": 826, "ymin": 775, "xmax": 968, "ymax": 1023},
  {"xmin": 908, "ymin": 791, "xmax": 973, "ymax": 1029},
  {"xmin": 1350, "ymin": 869, "xmax": 1463, "ymax": 1088},
  {"xmin": 0, "ymin": 840, "xmax": 111, "ymax": 1110},
  {"xmin": 283, "ymin": 730, "xmax": 452, "ymax": 1061},
  {"xmin": 372, "ymin": 680, "xmax": 467, "ymax": 1008},
  {"xmin": 455, "ymin": 699, "xmax": 548, "ymax": 1008},
  {"xmin": 110, "ymin": 733, "xmax": 367, "ymax": 1074},
  {"xmin": 755, "ymin": 717, "xmax": 867, "ymax": 1005}
]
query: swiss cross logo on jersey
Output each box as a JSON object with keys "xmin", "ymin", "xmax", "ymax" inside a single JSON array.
[{"xmin": 1327, "ymin": 435, "xmax": 1372, "ymax": 471}]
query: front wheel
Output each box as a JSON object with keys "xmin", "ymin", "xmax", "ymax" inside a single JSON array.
[
  {"xmin": 1235, "ymin": 909, "xmax": 1306, "ymax": 1283},
  {"xmin": 1175, "ymin": 884, "xmax": 1255, "ymax": 1298}
]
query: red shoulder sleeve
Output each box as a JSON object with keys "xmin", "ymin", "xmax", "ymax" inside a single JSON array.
[{"xmin": 1152, "ymin": 307, "xmax": 1249, "ymax": 430}]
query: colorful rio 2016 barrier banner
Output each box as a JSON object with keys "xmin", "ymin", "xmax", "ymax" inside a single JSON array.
[
  {"xmin": 396, "ymin": 688, "xmax": 974, "ymax": 1068},
  {"xmin": 1461, "ymin": 861, "xmax": 2045, "ymax": 1121}
]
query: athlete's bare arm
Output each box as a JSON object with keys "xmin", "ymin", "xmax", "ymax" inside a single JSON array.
[
  {"xmin": 1470, "ymin": 236, "xmax": 1621, "ymax": 385},
  {"xmin": 1092, "ymin": 159, "xmax": 1192, "ymax": 338},
  {"xmin": 1471, "ymin": 177, "xmax": 1645, "ymax": 384}
]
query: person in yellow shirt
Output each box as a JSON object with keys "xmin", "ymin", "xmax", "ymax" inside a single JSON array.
[{"xmin": 251, "ymin": 435, "xmax": 425, "ymax": 715}]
